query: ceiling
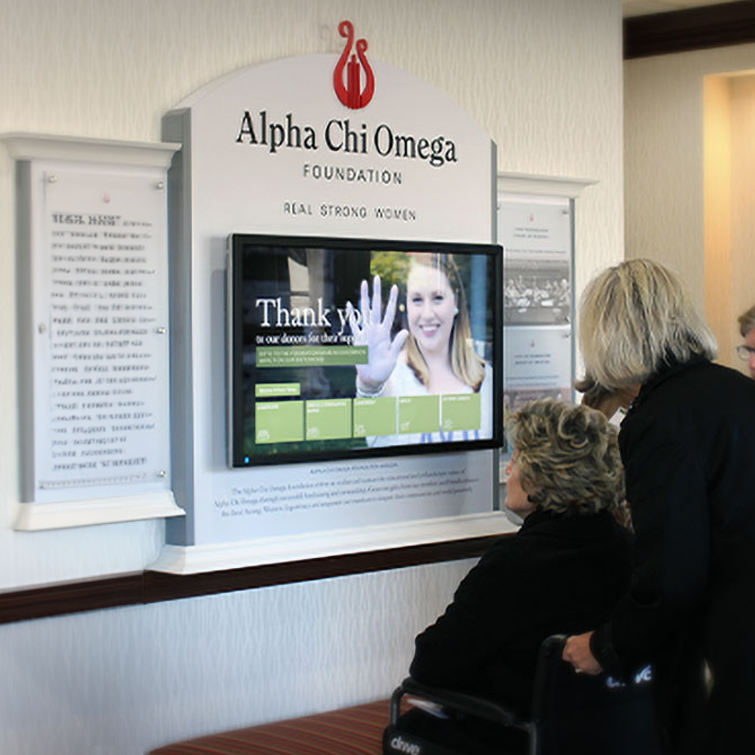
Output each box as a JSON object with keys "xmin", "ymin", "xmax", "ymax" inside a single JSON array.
[{"xmin": 623, "ymin": 0, "xmax": 747, "ymax": 17}]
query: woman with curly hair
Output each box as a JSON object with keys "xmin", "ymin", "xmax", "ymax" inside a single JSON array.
[{"xmin": 402, "ymin": 399, "xmax": 632, "ymax": 754}]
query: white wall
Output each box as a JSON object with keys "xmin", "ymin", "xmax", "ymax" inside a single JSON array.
[
  {"xmin": 0, "ymin": 1, "xmax": 624, "ymax": 752},
  {"xmin": 624, "ymin": 42, "xmax": 755, "ymax": 372},
  {"xmin": 726, "ymin": 74, "xmax": 755, "ymax": 371}
]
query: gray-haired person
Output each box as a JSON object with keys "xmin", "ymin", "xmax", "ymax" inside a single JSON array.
[
  {"xmin": 563, "ymin": 259, "xmax": 755, "ymax": 755},
  {"xmin": 737, "ymin": 304, "xmax": 755, "ymax": 378},
  {"xmin": 405, "ymin": 399, "xmax": 632, "ymax": 755}
]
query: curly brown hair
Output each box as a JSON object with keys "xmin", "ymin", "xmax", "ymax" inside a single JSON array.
[{"xmin": 507, "ymin": 399, "xmax": 625, "ymax": 517}]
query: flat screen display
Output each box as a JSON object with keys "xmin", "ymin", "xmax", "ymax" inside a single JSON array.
[{"xmin": 228, "ymin": 234, "xmax": 503, "ymax": 467}]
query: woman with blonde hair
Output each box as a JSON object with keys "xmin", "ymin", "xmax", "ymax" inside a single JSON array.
[
  {"xmin": 401, "ymin": 252, "xmax": 486, "ymax": 394},
  {"xmin": 563, "ymin": 259, "xmax": 755, "ymax": 755},
  {"xmin": 347, "ymin": 252, "xmax": 492, "ymax": 442},
  {"xmin": 402, "ymin": 398, "xmax": 632, "ymax": 754}
]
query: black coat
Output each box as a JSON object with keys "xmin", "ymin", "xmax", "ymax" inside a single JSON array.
[
  {"xmin": 590, "ymin": 357, "xmax": 755, "ymax": 754},
  {"xmin": 410, "ymin": 508, "xmax": 632, "ymax": 715}
]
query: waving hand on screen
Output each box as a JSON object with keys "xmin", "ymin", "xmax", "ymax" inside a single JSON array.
[{"xmin": 346, "ymin": 275, "xmax": 409, "ymax": 396}]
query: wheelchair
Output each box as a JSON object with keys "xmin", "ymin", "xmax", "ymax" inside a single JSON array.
[{"xmin": 384, "ymin": 634, "xmax": 662, "ymax": 755}]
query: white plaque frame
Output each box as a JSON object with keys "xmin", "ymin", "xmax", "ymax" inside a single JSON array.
[
  {"xmin": 3, "ymin": 134, "xmax": 184, "ymax": 530},
  {"xmin": 497, "ymin": 171, "xmax": 597, "ymax": 476}
]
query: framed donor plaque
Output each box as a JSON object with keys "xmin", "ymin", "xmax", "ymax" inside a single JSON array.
[
  {"xmin": 497, "ymin": 172, "xmax": 596, "ymax": 465},
  {"xmin": 2, "ymin": 134, "xmax": 183, "ymax": 530}
]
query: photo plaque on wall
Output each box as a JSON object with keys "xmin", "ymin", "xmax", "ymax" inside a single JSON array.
[
  {"xmin": 3, "ymin": 134, "xmax": 184, "ymax": 530},
  {"xmin": 497, "ymin": 172, "xmax": 596, "ymax": 465}
]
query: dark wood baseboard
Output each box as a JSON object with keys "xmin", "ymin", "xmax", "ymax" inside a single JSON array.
[
  {"xmin": 0, "ymin": 573, "xmax": 144, "ymax": 625},
  {"xmin": 624, "ymin": 1, "xmax": 755, "ymax": 59},
  {"xmin": 0, "ymin": 534, "xmax": 502, "ymax": 625}
]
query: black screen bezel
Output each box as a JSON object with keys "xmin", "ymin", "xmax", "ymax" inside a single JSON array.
[{"xmin": 228, "ymin": 234, "xmax": 503, "ymax": 468}]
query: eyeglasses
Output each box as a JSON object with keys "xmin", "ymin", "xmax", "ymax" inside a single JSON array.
[{"xmin": 736, "ymin": 345, "xmax": 755, "ymax": 361}]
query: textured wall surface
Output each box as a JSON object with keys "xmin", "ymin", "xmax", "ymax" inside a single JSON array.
[
  {"xmin": 624, "ymin": 43, "xmax": 755, "ymax": 356},
  {"xmin": 0, "ymin": 1, "xmax": 624, "ymax": 752},
  {"xmin": 703, "ymin": 73, "xmax": 732, "ymax": 363},
  {"xmin": 0, "ymin": 561, "xmax": 477, "ymax": 755},
  {"xmin": 728, "ymin": 75, "xmax": 755, "ymax": 374}
]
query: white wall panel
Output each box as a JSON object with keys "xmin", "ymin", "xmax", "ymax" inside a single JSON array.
[
  {"xmin": 0, "ymin": 560, "xmax": 475, "ymax": 755},
  {"xmin": 624, "ymin": 43, "xmax": 755, "ymax": 315}
]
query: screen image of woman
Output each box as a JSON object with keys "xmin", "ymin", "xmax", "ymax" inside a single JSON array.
[{"xmin": 346, "ymin": 251, "xmax": 493, "ymax": 444}]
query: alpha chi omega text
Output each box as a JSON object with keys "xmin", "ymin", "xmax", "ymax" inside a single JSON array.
[{"xmin": 235, "ymin": 111, "xmax": 458, "ymax": 168}]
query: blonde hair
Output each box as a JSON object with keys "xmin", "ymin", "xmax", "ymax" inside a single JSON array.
[
  {"xmin": 508, "ymin": 399, "xmax": 624, "ymax": 517},
  {"xmin": 738, "ymin": 304, "xmax": 755, "ymax": 338},
  {"xmin": 404, "ymin": 253, "xmax": 486, "ymax": 391},
  {"xmin": 579, "ymin": 259, "xmax": 717, "ymax": 390}
]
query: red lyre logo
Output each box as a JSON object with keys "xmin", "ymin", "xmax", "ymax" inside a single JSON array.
[{"xmin": 333, "ymin": 20, "xmax": 375, "ymax": 109}]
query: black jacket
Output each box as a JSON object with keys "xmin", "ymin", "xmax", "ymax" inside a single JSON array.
[
  {"xmin": 410, "ymin": 508, "xmax": 632, "ymax": 715},
  {"xmin": 590, "ymin": 357, "xmax": 755, "ymax": 754}
]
